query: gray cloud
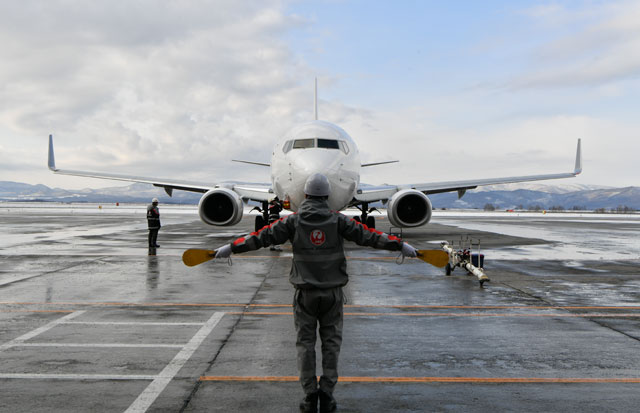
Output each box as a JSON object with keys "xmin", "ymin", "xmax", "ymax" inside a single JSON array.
[
  {"xmin": 0, "ymin": 0, "xmax": 314, "ymax": 186},
  {"xmin": 510, "ymin": 1, "xmax": 640, "ymax": 89}
]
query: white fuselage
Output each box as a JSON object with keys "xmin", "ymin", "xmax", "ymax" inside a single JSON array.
[{"xmin": 270, "ymin": 120, "xmax": 361, "ymax": 211}]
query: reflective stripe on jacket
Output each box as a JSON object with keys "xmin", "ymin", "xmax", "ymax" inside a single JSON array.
[
  {"xmin": 230, "ymin": 197, "xmax": 403, "ymax": 289},
  {"xmin": 147, "ymin": 204, "xmax": 161, "ymax": 229}
]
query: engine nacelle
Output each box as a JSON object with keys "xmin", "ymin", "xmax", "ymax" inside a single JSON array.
[
  {"xmin": 198, "ymin": 188, "xmax": 244, "ymax": 226},
  {"xmin": 387, "ymin": 189, "xmax": 432, "ymax": 228}
]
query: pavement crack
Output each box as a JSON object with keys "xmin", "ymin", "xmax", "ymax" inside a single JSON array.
[
  {"xmin": 501, "ymin": 281, "xmax": 640, "ymax": 343},
  {"xmin": 589, "ymin": 319, "xmax": 640, "ymax": 343},
  {"xmin": 0, "ymin": 256, "xmax": 106, "ymax": 289}
]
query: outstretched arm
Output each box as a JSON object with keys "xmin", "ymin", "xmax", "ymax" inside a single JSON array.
[
  {"xmin": 219, "ymin": 216, "xmax": 293, "ymax": 256},
  {"xmin": 338, "ymin": 215, "xmax": 404, "ymax": 250},
  {"xmin": 338, "ymin": 215, "xmax": 417, "ymax": 257}
]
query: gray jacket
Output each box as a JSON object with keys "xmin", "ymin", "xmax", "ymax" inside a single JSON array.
[{"xmin": 230, "ymin": 197, "xmax": 404, "ymax": 289}]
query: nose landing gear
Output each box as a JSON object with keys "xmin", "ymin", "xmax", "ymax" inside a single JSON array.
[
  {"xmin": 355, "ymin": 202, "xmax": 380, "ymax": 229},
  {"xmin": 250, "ymin": 200, "xmax": 271, "ymax": 232}
]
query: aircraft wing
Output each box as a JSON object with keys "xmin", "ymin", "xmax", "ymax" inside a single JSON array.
[
  {"xmin": 355, "ymin": 139, "xmax": 582, "ymax": 203},
  {"xmin": 47, "ymin": 135, "xmax": 273, "ymax": 202}
]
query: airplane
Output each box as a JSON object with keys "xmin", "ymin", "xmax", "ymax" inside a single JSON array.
[{"xmin": 48, "ymin": 81, "xmax": 582, "ymax": 232}]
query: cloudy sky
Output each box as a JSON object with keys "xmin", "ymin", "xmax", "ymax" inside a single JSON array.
[{"xmin": 1, "ymin": 0, "xmax": 639, "ymax": 190}]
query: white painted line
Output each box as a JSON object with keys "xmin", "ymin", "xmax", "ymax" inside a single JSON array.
[
  {"xmin": 19, "ymin": 343, "xmax": 184, "ymax": 349},
  {"xmin": 62, "ymin": 321, "xmax": 204, "ymax": 326},
  {"xmin": 0, "ymin": 311, "xmax": 86, "ymax": 352},
  {"xmin": 125, "ymin": 311, "xmax": 225, "ymax": 413},
  {"xmin": 0, "ymin": 373, "xmax": 156, "ymax": 380}
]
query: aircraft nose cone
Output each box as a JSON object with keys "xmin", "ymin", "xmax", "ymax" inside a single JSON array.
[
  {"xmin": 292, "ymin": 150, "xmax": 341, "ymax": 182},
  {"xmin": 280, "ymin": 150, "xmax": 344, "ymax": 211}
]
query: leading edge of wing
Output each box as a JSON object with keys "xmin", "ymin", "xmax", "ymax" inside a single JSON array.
[
  {"xmin": 48, "ymin": 134, "xmax": 273, "ymax": 200},
  {"xmin": 355, "ymin": 139, "xmax": 582, "ymax": 203}
]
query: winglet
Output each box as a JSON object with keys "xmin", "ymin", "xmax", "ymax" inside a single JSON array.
[
  {"xmin": 574, "ymin": 138, "xmax": 582, "ymax": 175},
  {"xmin": 48, "ymin": 134, "xmax": 58, "ymax": 171}
]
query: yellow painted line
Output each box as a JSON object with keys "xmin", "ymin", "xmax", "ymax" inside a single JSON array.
[
  {"xmin": 344, "ymin": 305, "xmax": 640, "ymax": 310},
  {"xmin": 201, "ymin": 375, "xmax": 299, "ymax": 382},
  {"xmin": 0, "ymin": 302, "xmax": 250, "ymax": 308},
  {"xmin": 200, "ymin": 376, "xmax": 640, "ymax": 384},
  {"xmin": 2, "ymin": 302, "xmax": 640, "ymax": 311},
  {"xmin": 0, "ymin": 309, "xmax": 73, "ymax": 314},
  {"xmin": 2, "ymin": 307, "xmax": 636, "ymax": 318},
  {"xmin": 234, "ymin": 312, "xmax": 640, "ymax": 318}
]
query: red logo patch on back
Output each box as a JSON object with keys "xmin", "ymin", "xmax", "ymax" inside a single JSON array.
[{"xmin": 310, "ymin": 229, "xmax": 326, "ymax": 246}]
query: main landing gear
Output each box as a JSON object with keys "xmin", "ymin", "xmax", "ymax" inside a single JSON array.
[{"xmin": 354, "ymin": 202, "xmax": 379, "ymax": 229}]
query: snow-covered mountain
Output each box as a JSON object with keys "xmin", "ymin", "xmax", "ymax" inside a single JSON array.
[
  {"xmin": 429, "ymin": 186, "xmax": 639, "ymax": 210},
  {"xmin": 1, "ymin": 181, "xmax": 638, "ymax": 210},
  {"xmin": 474, "ymin": 183, "xmax": 611, "ymax": 194},
  {"xmin": 0, "ymin": 181, "xmax": 201, "ymax": 204}
]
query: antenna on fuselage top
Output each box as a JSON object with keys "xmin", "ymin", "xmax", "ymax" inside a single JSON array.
[{"xmin": 314, "ymin": 77, "xmax": 318, "ymax": 120}]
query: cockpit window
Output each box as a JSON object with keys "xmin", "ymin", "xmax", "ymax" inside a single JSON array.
[
  {"xmin": 317, "ymin": 139, "xmax": 340, "ymax": 149},
  {"xmin": 288, "ymin": 138, "xmax": 349, "ymax": 154},
  {"xmin": 293, "ymin": 138, "xmax": 315, "ymax": 149}
]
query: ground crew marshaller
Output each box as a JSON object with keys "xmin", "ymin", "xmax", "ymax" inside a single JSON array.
[
  {"xmin": 147, "ymin": 198, "xmax": 161, "ymax": 252},
  {"xmin": 214, "ymin": 173, "xmax": 418, "ymax": 413}
]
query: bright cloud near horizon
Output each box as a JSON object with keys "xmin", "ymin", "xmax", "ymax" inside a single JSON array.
[{"xmin": 1, "ymin": 0, "xmax": 639, "ymax": 191}]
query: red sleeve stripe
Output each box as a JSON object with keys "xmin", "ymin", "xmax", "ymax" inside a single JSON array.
[
  {"xmin": 348, "ymin": 217, "xmax": 402, "ymax": 241},
  {"xmin": 233, "ymin": 214, "xmax": 295, "ymax": 245}
]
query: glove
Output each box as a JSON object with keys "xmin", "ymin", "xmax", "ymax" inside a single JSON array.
[
  {"xmin": 215, "ymin": 244, "xmax": 232, "ymax": 259},
  {"xmin": 401, "ymin": 242, "xmax": 417, "ymax": 258}
]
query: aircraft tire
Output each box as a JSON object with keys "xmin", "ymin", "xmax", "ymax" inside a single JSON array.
[{"xmin": 366, "ymin": 216, "xmax": 375, "ymax": 229}]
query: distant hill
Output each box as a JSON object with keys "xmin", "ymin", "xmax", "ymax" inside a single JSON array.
[
  {"xmin": 1, "ymin": 181, "xmax": 638, "ymax": 210},
  {"xmin": 0, "ymin": 181, "xmax": 201, "ymax": 204},
  {"xmin": 429, "ymin": 186, "xmax": 640, "ymax": 210}
]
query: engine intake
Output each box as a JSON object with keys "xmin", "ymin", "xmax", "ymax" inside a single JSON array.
[
  {"xmin": 198, "ymin": 188, "xmax": 244, "ymax": 226},
  {"xmin": 387, "ymin": 189, "xmax": 432, "ymax": 228}
]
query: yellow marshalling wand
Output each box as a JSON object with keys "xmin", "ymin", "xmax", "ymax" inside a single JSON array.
[
  {"xmin": 416, "ymin": 250, "xmax": 449, "ymax": 268},
  {"xmin": 182, "ymin": 249, "xmax": 217, "ymax": 267}
]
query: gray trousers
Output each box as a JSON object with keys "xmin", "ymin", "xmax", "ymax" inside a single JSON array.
[
  {"xmin": 293, "ymin": 287, "xmax": 344, "ymax": 395},
  {"xmin": 148, "ymin": 228, "xmax": 159, "ymax": 247}
]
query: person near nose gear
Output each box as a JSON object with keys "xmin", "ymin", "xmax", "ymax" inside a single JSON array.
[
  {"xmin": 147, "ymin": 198, "xmax": 161, "ymax": 251},
  {"xmin": 268, "ymin": 198, "xmax": 284, "ymax": 251},
  {"xmin": 213, "ymin": 173, "xmax": 418, "ymax": 412}
]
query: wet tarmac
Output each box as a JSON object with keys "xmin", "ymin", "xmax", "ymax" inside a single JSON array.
[{"xmin": 1, "ymin": 204, "xmax": 639, "ymax": 412}]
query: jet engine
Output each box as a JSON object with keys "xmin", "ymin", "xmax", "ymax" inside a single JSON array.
[
  {"xmin": 198, "ymin": 188, "xmax": 244, "ymax": 226},
  {"xmin": 387, "ymin": 189, "xmax": 432, "ymax": 228}
]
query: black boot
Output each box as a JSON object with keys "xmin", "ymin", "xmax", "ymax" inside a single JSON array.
[
  {"xmin": 319, "ymin": 390, "xmax": 337, "ymax": 412},
  {"xmin": 299, "ymin": 391, "xmax": 318, "ymax": 413}
]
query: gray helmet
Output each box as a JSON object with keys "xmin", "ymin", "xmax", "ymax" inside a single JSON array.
[
  {"xmin": 152, "ymin": 198, "xmax": 159, "ymax": 203},
  {"xmin": 303, "ymin": 173, "xmax": 331, "ymax": 197}
]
